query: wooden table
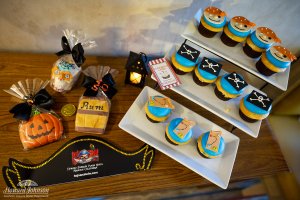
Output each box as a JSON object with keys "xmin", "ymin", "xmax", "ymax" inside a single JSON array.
[{"xmin": 0, "ymin": 52, "xmax": 288, "ymax": 199}]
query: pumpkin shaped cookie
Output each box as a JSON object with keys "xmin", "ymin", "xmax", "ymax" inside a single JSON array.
[{"xmin": 19, "ymin": 113, "xmax": 63, "ymax": 149}]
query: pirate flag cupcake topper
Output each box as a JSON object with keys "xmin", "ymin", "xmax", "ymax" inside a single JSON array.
[
  {"xmin": 225, "ymin": 72, "xmax": 248, "ymax": 91},
  {"xmin": 177, "ymin": 43, "xmax": 200, "ymax": 63},
  {"xmin": 246, "ymin": 90, "xmax": 273, "ymax": 111},
  {"xmin": 199, "ymin": 57, "xmax": 222, "ymax": 76}
]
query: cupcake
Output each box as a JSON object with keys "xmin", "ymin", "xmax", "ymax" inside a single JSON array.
[
  {"xmin": 171, "ymin": 43, "xmax": 200, "ymax": 75},
  {"xmin": 198, "ymin": 7, "xmax": 227, "ymax": 38},
  {"xmin": 165, "ymin": 118, "xmax": 195, "ymax": 145},
  {"xmin": 145, "ymin": 96, "xmax": 174, "ymax": 123},
  {"xmin": 239, "ymin": 90, "xmax": 273, "ymax": 123},
  {"xmin": 193, "ymin": 57, "xmax": 222, "ymax": 86},
  {"xmin": 221, "ymin": 16, "xmax": 256, "ymax": 47},
  {"xmin": 256, "ymin": 46, "xmax": 297, "ymax": 76},
  {"xmin": 197, "ymin": 131, "xmax": 225, "ymax": 159},
  {"xmin": 243, "ymin": 27, "xmax": 281, "ymax": 58},
  {"xmin": 215, "ymin": 72, "xmax": 248, "ymax": 101}
]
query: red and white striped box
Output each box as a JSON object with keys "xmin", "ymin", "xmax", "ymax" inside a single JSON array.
[{"xmin": 148, "ymin": 57, "xmax": 181, "ymax": 90}]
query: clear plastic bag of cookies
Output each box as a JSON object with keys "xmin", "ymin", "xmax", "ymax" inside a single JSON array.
[
  {"xmin": 75, "ymin": 66, "xmax": 118, "ymax": 134},
  {"xmin": 50, "ymin": 29, "xmax": 97, "ymax": 93},
  {"xmin": 4, "ymin": 78, "xmax": 64, "ymax": 150}
]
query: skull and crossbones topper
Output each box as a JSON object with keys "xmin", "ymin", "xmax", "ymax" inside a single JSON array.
[
  {"xmin": 246, "ymin": 90, "xmax": 273, "ymax": 111},
  {"xmin": 177, "ymin": 43, "xmax": 200, "ymax": 63},
  {"xmin": 225, "ymin": 72, "xmax": 248, "ymax": 91},
  {"xmin": 199, "ymin": 57, "xmax": 222, "ymax": 76}
]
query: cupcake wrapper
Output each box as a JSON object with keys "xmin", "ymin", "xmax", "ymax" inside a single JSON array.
[
  {"xmin": 165, "ymin": 132, "xmax": 178, "ymax": 146},
  {"xmin": 192, "ymin": 72, "xmax": 210, "ymax": 86},
  {"xmin": 243, "ymin": 42, "xmax": 262, "ymax": 58},
  {"xmin": 239, "ymin": 109, "xmax": 258, "ymax": 123},
  {"xmin": 196, "ymin": 143, "xmax": 211, "ymax": 159},
  {"xmin": 171, "ymin": 62, "xmax": 188, "ymax": 75},
  {"xmin": 256, "ymin": 59, "xmax": 276, "ymax": 76},
  {"xmin": 220, "ymin": 32, "xmax": 239, "ymax": 47},
  {"xmin": 198, "ymin": 22, "xmax": 218, "ymax": 38},
  {"xmin": 214, "ymin": 87, "xmax": 231, "ymax": 101},
  {"xmin": 146, "ymin": 114, "xmax": 160, "ymax": 123}
]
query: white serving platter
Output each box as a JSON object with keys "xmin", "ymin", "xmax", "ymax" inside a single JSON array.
[
  {"xmin": 180, "ymin": 9, "xmax": 289, "ymax": 91},
  {"xmin": 119, "ymin": 86, "xmax": 240, "ymax": 189},
  {"xmin": 151, "ymin": 45, "xmax": 265, "ymax": 138}
]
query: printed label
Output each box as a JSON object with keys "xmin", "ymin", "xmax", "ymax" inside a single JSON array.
[
  {"xmin": 205, "ymin": 131, "xmax": 222, "ymax": 152},
  {"xmin": 148, "ymin": 96, "xmax": 175, "ymax": 109},
  {"xmin": 149, "ymin": 58, "xmax": 181, "ymax": 90},
  {"xmin": 78, "ymin": 99, "xmax": 109, "ymax": 112},
  {"xmin": 173, "ymin": 119, "xmax": 196, "ymax": 139}
]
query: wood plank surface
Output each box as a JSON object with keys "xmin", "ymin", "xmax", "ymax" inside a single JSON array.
[{"xmin": 0, "ymin": 52, "xmax": 288, "ymax": 199}]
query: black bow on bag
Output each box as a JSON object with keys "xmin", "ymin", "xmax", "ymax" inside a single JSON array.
[
  {"xmin": 9, "ymin": 89, "xmax": 54, "ymax": 121},
  {"xmin": 56, "ymin": 36, "xmax": 86, "ymax": 67},
  {"xmin": 82, "ymin": 73, "xmax": 117, "ymax": 99}
]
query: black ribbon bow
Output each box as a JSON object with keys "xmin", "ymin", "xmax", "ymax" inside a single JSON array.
[
  {"xmin": 56, "ymin": 36, "xmax": 86, "ymax": 67},
  {"xmin": 82, "ymin": 73, "xmax": 117, "ymax": 99},
  {"xmin": 9, "ymin": 89, "xmax": 54, "ymax": 121}
]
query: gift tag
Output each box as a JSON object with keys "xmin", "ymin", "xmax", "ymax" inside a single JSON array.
[
  {"xmin": 148, "ymin": 96, "xmax": 174, "ymax": 109},
  {"xmin": 177, "ymin": 43, "xmax": 200, "ymax": 63},
  {"xmin": 173, "ymin": 119, "xmax": 196, "ymax": 139},
  {"xmin": 205, "ymin": 131, "xmax": 222, "ymax": 153},
  {"xmin": 199, "ymin": 57, "xmax": 222, "ymax": 76},
  {"xmin": 149, "ymin": 58, "xmax": 181, "ymax": 90},
  {"xmin": 246, "ymin": 90, "xmax": 273, "ymax": 111},
  {"xmin": 224, "ymin": 72, "xmax": 248, "ymax": 91}
]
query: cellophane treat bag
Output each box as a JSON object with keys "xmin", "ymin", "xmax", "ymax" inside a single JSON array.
[
  {"xmin": 4, "ymin": 79, "xmax": 64, "ymax": 150},
  {"xmin": 50, "ymin": 29, "xmax": 97, "ymax": 93},
  {"xmin": 75, "ymin": 66, "xmax": 118, "ymax": 134}
]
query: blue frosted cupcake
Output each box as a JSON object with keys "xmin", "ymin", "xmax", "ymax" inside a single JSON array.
[
  {"xmin": 198, "ymin": 6, "xmax": 227, "ymax": 38},
  {"xmin": 214, "ymin": 72, "xmax": 248, "ymax": 101},
  {"xmin": 197, "ymin": 131, "xmax": 225, "ymax": 159},
  {"xmin": 193, "ymin": 57, "xmax": 222, "ymax": 86},
  {"xmin": 221, "ymin": 16, "xmax": 256, "ymax": 47},
  {"xmin": 165, "ymin": 118, "xmax": 194, "ymax": 145},
  {"xmin": 145, "ymin": 96, "xmax": 173, "ymax": 123},
  {"xmin": 256, "ymin": 45, "xmax": 297, "ymax": 76},
  {"xmin": 239, "ymin": 90, "xmax": 273, "ymax": 123},
  {"xmin": 243, "ymin": 27, "xmax": 281, "ymax": 58},
  {"xmin": 171, "ymin": 43, "xmax": 200, "ymax": 75}
]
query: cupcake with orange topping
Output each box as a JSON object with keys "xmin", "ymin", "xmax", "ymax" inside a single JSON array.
[
  {"xmin": 243, "ymin": 27, "xmax": 281, "ymax": 58},
  {"xmin": 221, "ymin": 16, "xmax": 256, "ymax": 47},
  {"xmin": 256, "ymin": 46, "xmax": 297, "ymax": 76},
  {"xmin": 198, "ymin": 7, "xmax": 227, "ymax": 38}
]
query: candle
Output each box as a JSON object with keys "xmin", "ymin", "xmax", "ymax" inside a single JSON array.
[{"xmin": 130, "ymin": 72, "xmax": 142, "ymax": 84}]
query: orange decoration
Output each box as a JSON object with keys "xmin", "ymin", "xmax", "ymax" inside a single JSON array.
[
  {"xmin": 19, "ymin": 113, "xmax": 63, "ymax": 149},
  {"xmin": 257, "ymin": 27, "xmax": 281, "ymax": 43},
  {"xmin": 205, "ymin": 6, "xmax": 227, "ymax": 17},
  {"xmin": 273, "ymin": 46, "xmax": 297, "ymax": 61},
  {"xmin": 231, "ymin": 16, "xmax": 256, "ymax": 27}
]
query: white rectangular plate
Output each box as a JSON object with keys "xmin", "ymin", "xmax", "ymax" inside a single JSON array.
[
  {"xmin": 119, "ymin": 86, "xmax": 240, "ymax": 189},
  {"xmin": 152, "ymin": 45, "xmax": 264, "ymax": 138},
  {"xmin": 181, "ymin": 9, "xmax": 289, "ymax": 91}
]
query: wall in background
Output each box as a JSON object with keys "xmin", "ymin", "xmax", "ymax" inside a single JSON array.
[{"xmin": 0, "ymin": 0, "xmax": 299, "ymax": 56}]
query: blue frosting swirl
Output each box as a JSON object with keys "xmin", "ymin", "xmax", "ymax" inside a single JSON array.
[
  {"xmin": 200, "ymin": 131, "xmax": 225, "ymax": 157},
  {"xmin": 147, "ymin": 96, "xmax": 171, "ymax": 117},
  {"xmin": 266, "ymin": 50, "xmax": 290, "ymax": 68},
  {"xmin": 220, "ymin": 74, "xmax": 244, "ymax": 95},
  {"xmin": 250, "ymin": 31, "xmax": 272, "ymax": 49},
  {"xmin": 167, "ymin": 118, "xmax": 193, "ymax": 143},
  {"xmin": 243, "ymin": 94, "xmax": 271, "ymax": 114},
  {"xmin": 197, "ymin": 65, "xmax": 217, "ymax": 80},
  {"xmin": 175, "ymin": 53, "xmax": 199, "ymax": 67},
  {"xmin": 227, "ymin": 22, "xmax": 251, "ymax": 38},
  {"xmin": 203, "ymin": 15, "xmax": 226, "ymax": 28}
]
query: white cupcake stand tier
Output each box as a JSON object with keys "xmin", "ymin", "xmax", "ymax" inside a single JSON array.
[{"xmin": 181, "ymin": 9, "xmax": 290, "ymax": 91}]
